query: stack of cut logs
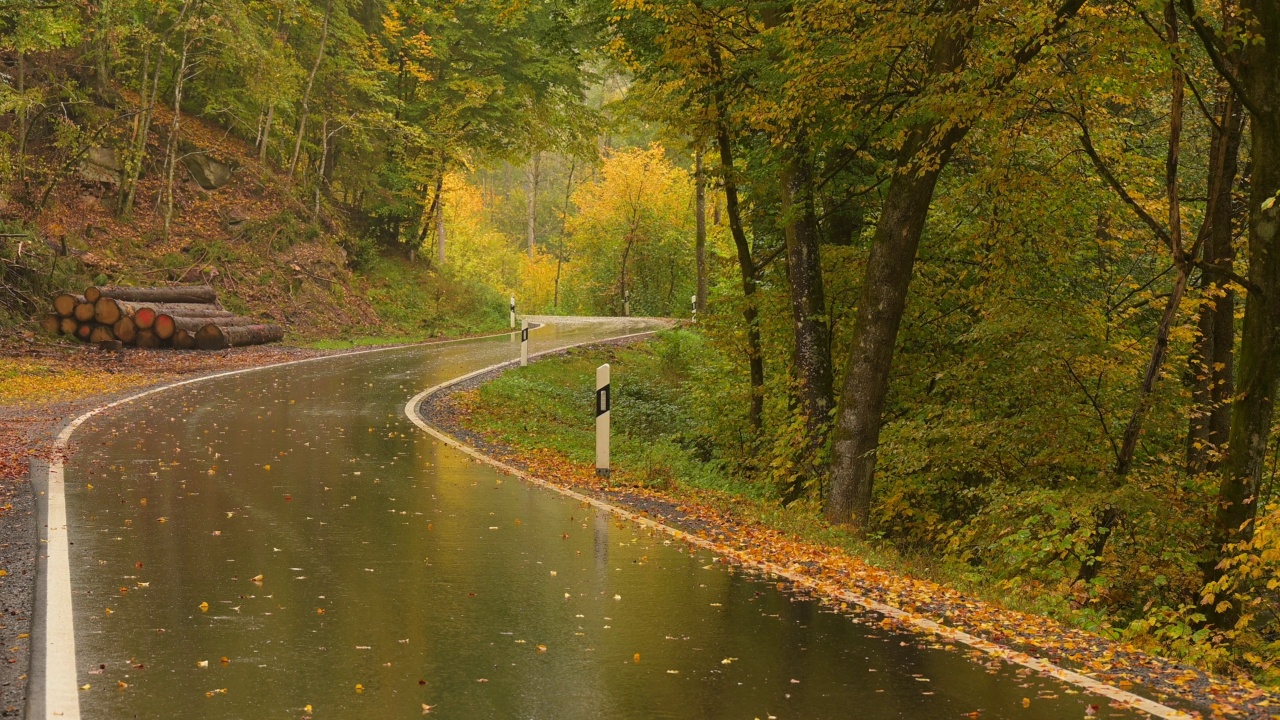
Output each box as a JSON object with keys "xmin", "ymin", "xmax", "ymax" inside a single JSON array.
[{"xmin": 41, "ymin": 285, "xmax": 284, "ymax": 350}]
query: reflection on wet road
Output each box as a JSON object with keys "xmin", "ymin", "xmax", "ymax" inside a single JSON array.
[{"xmin": 65, "ymin": 318, "xmax": 1141, "ymax": 718}]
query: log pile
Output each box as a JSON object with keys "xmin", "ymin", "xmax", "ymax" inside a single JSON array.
[{"xmin": 42, "ymin": 285, "xmax": 284, "ymax": 350}]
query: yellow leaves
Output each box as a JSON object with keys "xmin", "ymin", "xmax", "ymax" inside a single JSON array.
[
  {"xmin": 354, "ymin": 683, "xmax": 364, "ymax": 693},
  {"xmin": 1022, "ymin": 698, "xmax": 1031, "ymax": 708},
  {"xmin": 633, "ymin": 653, "xmax": 641, "ymax": 663},
  {"xmin": 198, "ymin": 660, "xmax": 209, "ymax": 668},
  {"xmin": 80, "ymin": 684, "xmax": 90, "ymax": 691},
  {"xmin": 251, "ymin": 574, "xmax": 264, "ymax": 583},
  {"xmin": 0, "ymin": 359, "xmax": 152, "ymax": 406},
  {"xmin": 199, "ymin": 601, "xmax": 209, "ymax": 612},
  {"xmin": 0, "ymin": 569, "xmax": 7, "ymax": 577},
  {"xmin": 536, "ymin": 644, "xmax": 547, "ymax": 653},
  {"xmin": 304, "ymin": 705, "xmax": 313, "ymax": 714},
  {"xmin": 205, "ymin": 688, "xmax": 227, "ymax": 697}
]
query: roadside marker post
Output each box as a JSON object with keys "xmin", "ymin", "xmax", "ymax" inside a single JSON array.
[
  {"xmin": 520, "ymin": 319, "xmax": 529, "ymax": 367},
  {"xmin": 596, "ymin": 363, "xmax": 610, "ymax": 477},
  {"xmin": 509, "ymin": 296, "xmax": 516, "ymax": 328},
  {"xmin": 623, "ymin": 291, "xmax": 631, "ymax": 317},
  {"xmin": 691, "ymin": 294, "xmax": 697, "ymax": 323}
]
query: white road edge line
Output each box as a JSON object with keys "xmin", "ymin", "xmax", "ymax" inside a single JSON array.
[
  {"xmin": 404, "ymin": 334, "xmax": 1192, "ymax": 720},
  {"xmin": 38, "ymin": 326, "xmax": 532, "ymax": 720}
]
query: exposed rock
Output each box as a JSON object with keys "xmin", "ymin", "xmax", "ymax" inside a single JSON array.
[
  {"xmin": 219, "ymin": 205, "xmax": 250, "ymax": 227},
  {"xmin": 181, "ymin": 151, "xmax": 233, "ymax": 190},
  {"xmin": 80, "ymin": 147, "xmax": 122, "ymax": 185}
]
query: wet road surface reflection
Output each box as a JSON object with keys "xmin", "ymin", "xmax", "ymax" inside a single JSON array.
[{"xmin": 65, "ymin": 318, "xmax": 1142, "ymax": 718}]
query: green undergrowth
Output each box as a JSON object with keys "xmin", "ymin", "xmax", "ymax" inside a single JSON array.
[{"xmin": 459, "ymin": 330, "xmax": 1224, "ymax": 676}]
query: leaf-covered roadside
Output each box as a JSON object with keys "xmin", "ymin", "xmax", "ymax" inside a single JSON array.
[{"xmin": 435, "ymin": 335, "xmax": 1280, "ymax": 719}]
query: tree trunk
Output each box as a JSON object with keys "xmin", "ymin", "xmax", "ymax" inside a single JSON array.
[
  {"xmin": 1187, "ymin": 93, "xmax": 1244, "ymax": 473},
  {"xmin": 120, "ymin": 0, "xmax": 192, "ymax": 219},
  {"xmin": 164, "ymin": 33, "xmax": 192, "ymax": 238},
  {"xmin": 436, "ymin": 193, "xmax": 446, "ymax": 265},
  {"xmin": 16, "ymin": 52, "xmax": 26, "ymax": 183},
  {"xmin": 780, "ymin": 134, "xmax": 834, "ymax": 500},
  {"xmin": 695, "ymin": 146, "xmax": 708, "ymax": 312},
  {"xmin": 527, "ymin": 152, "xmax": 540, "ymax": 259},
  {"xmin": 290, "ymin": 0, "xmax": 333, "ymax": 178},
  {"xmin": 710, "ymin": 44, "xmax": 764, "ymax": 431},
  {"xmin": 825, "ymin": 0, "xmax": 1085, "ymax": 528},
  {"xmin": 259, "ymin": 103, "xmax": 274, "ymax": 164},
  {"xmin": 1212, "ymin": 0, "xmax": 1280, "ymax": 563},
  {"xmin": 1114, "ymin": 2, "xmax": 1187, "ymax": 477},
  {"xmin": 315, "ymin": 116, "xmax": 328, "ymax": 218},
  {"xmin": 825, "ymin": 2, "xmax": 976, "ymax": 529}
]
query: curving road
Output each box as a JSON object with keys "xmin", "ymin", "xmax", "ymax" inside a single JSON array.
[{"xmin": 34, "ymin": 317, "xmax": 1165, "ymax": 719}]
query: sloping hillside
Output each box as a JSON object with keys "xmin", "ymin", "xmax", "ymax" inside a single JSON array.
[{"xmin": 1, "ymin": 96, "xmax": 503, "ymax": 343}]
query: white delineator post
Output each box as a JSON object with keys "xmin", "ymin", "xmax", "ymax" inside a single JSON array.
[
  {"xmin": 691, "ymin": 294, "xmax": 698, "ymax": 323},
  {"xmin": 596, "ymin": 363, "xmax": 610, "ymax": 477},
  {"xmin": 510, "ymin": 296, "xmax": 516, "ymax": 328},
  {"xmin": 623, "ymin": 291, "xmax": 630, "ymax": 317},
  {"xmin": 520, "ymin": 319, "xmax": 529, "ymax": 367}
]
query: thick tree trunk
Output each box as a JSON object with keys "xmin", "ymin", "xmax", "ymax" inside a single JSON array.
[
  {"xmin": 825, "ymin": 123, "xmax": 966, "ymax": 528},
  {"xmin": 695, "ymin": 147, "xmax": 708, "ymax": 312},
  {"xmin": 824, "ymin": 0, "xmax": 977, "ymax": 528},
  {"xmin": 825, "ymin": 0, "xmax": 1084, "ymax": 528},
  {"xmin": 1214, "ymin": 76, "xmax": 1280, "ymax": 554},
  {"xmin": 1187, "ymin": 89, "xmax": 1243, "ymax": 473},
  {"xmin": 780, "ymin": 135, "xmax": 834, "ymax": 500}
]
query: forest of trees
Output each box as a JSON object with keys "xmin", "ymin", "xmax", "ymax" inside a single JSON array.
[{"xmin": 3, "ymin": 0, "xmax": 1280, "ymax": 680}]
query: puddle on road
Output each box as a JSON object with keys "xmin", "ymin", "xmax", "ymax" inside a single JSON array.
[{"xmin": 65, "ymin": 319, "xmax": 1145, "ymax": 719}]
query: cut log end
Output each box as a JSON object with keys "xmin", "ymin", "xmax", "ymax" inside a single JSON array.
[
  {"xmin": 41, "ymin": 314, "xmax": 61, "ymax": 335},
  {"xmin": 94, "ymin": 297, "xmax": 122, "ymax": 326},
  {"xmin": 153, "ymin": 313, "xmax": 177, "ymax": 340},
  {"xmin": 134, "ymin": 307, "xmax": 157, "ymax": 330},
  {"xmin": 173, "ymin": 329, "xmax": 197, "ymax": 350},
  {"xmin": 53, "ymin": 293, "xmax": 81, "ymax": 317},
  {"xmin": 84, "ymin": 286, "xmax": 102, "ymax": 303},
  {"xmin": 58, "ymin": 317, "xmax": 78, "ymax": 335},
  {"xmin": 135, "ymin": 330, "xmax": 161, "ymax": 349},
  {"xmin": 88, "ymin": 325, "xmax": 116, "ymax": 344},
  {"xmin": 73, "ymin": 302, "xmax": 96, "ymax": 323},
  {"xmin": 113, "ymin": 316, "xmax": 138, "ymax": 344}
]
